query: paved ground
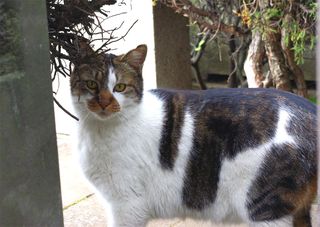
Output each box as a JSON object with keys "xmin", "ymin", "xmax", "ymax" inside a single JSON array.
[{"xmin": 57, "ymin": 134, "xmax": 318, "ymax": 227}]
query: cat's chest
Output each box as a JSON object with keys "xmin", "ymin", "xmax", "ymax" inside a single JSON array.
[
  {"xmin": 77, "ymin": 117, "xmax": 163, "ymax": 195},
  {"xmin": 77, "ymin": 135, "xmax": 139, "ymax": 198},
  {"xmin": 78, "ymin": 125, "xmax": 145, "ymax": 171}
]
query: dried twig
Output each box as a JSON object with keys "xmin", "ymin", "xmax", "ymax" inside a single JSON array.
[
  {"xmin": 53, "ymin": 96, "xmax": 79, "ymax": 121},
  {"xmin": 47, "ymin": 0, "xmax": 132, "ymax": 120}
]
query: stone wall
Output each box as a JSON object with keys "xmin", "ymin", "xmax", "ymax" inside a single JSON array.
[{"xmin": 0, "ymin": 1, "xmax": 63, "ymax": 225}]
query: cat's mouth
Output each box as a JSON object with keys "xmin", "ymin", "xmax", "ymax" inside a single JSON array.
[
  {"xmin": 86, "ymin": 98, "xmax": 121, "ymax": 120},
  {"xmin": 95, "ymin": 110, "xmax": 113, "ymax": 119}
]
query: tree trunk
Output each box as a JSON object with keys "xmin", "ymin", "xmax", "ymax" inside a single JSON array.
[
  {"xmin": 281, "ymin": 14, "xmax": 308, "ymax": 98},
  {"xmin": 244, "ymin": 31, "xmax": 265, "ymax": 88},
  {"xmin": 263, "ymin": 71, "xmax": 273, "ymax": 88},
  {"xmin": 263, "ymin": 31, "xmax": 292, "ymax": 92}
]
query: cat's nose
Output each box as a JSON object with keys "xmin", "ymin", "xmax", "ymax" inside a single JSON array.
[
  {"xmin": 99, "ymin": 102, "xmax": 109, "ymax": 110},
  {"xmin": 98, "ymin": 89, "xmax": 112, "ymax": 110}
]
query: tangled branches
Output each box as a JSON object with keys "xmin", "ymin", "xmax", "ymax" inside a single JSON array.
[
  {"xmin": 47, "ymin": 0, "xmax": 117, "ymax": 80},
  {"xmin": 159, "ymin": 0, "xmax": 248, "ymax": 37},
  {"xmin": 47, "ymin": 0, "xmax": 136, "ymax": 119}
]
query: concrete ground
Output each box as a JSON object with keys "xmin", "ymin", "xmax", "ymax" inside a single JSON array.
[{"xmin": 57, "ymin": 134, "xmax": 318, "ymax": 227}]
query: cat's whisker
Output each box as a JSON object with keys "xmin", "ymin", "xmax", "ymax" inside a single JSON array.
[
  {"xmin": 116, "ymin": 112, "xmax": 129, "ymax": 122},
  {"xmin": 81, "ymin": 111, "xmax": 91, "ymax": 124}
]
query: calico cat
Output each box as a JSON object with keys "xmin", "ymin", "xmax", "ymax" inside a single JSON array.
[{"xmin": 70, "ymin": 44, "xmax": 317, "ymax": 227}]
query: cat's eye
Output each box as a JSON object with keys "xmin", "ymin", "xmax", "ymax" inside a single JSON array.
[
  {"xmin": 113, "ymin": 83, "xmax": 127, "ymax": 92},
  {"xmin": 86, "ymin": 80, "xmax": 98, "ymax": 90}
]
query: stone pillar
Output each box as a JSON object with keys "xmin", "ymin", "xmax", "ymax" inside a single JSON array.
[
  {"xmin": 0, "ymin": 1, "xmax": 63, "ymax": 226},
  {"xmin": 153, "ymin": 4, "xmax": 192, "ymax": 89},
  {"xmin": 316, "ymin": 0, "xmax": 320, "ymax": 223}
]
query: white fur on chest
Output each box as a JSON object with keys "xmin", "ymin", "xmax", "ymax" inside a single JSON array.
[{"xmin": 76, "ymin": 92, "xmax": 165, "ymax": 201}]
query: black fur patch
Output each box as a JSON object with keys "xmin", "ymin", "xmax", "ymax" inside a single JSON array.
[{"xmin": 152, "ymin": 90, "xmax": 186, "ymax": 169}]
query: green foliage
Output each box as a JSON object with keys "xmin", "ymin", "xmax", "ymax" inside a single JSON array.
[
  {"xmin": 264, "ymin": 8, "xmax": 283, "ymax": 20},
  {"xmin": 309, "ymin": 96, "xmax": 317, "ymax": 104},
  {"xmin": 309, "ymin": 2, "xmax": 317, "ymax": 17},
  {"xmin": 250, "ymin": 8, "xmax": 279, "ymax": 39},
  {"xmin": 195, "ymin": 39, "xmax": 206, "ymax": 52},
  {"xmin": 283, "ymin": 2, "xmax": 317, "ymax": 65},
  {"xmin": 287, "ymin": 25, "xmax": 306, "ymax": 64},
  {"xmin": 249, "ymin": 1, "xmax": 317, "ymax": 65}
]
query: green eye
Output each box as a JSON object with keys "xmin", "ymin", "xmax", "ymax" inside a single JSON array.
[
  {"xmin": 114, "ymin": 83, "xmax": 127, "ymax": 92},
  {"xmin": 86, "ymin": 80, "xmax": 98, "ymax": 90}
]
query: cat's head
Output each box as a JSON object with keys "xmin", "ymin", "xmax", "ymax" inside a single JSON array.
[{"xmin": 70, "ymin": 44, "xmax": 147, "ymax": 120}]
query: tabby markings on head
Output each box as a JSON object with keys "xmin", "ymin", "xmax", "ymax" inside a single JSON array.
[{"xmin": 70, "ymin": 45, "xmax": 147, "ymax": 119}]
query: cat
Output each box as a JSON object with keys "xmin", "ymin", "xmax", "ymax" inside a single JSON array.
[{"xmin": 70, "ymin": 44, "xmax": 317, "ymax": 227}]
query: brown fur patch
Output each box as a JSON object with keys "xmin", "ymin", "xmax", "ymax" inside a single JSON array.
[
  {"xmin": 283, "ymin": 176, "xmax": 317, "ymax": 213},
  {"xmin": 98, "ymin": 90, "xmax": 114, "ymax": 109},
  {"xmin": 112, "ymin": 61, "xmax": 143, "ymax": 100},
  {"xmin": 293, "ymin": 209, "xmax": 312, "ymax": 227},
  {"xmin": 116, "ymin": 44, "xmax": 147, "ymax": 72},
  {"xmin": 70, "ymin": 63, "xmax": 106, "ymax": 98},
  {"xmin": 166, "ymin": 93, "xmax": 186, "ymax": 166},
  {"xmin": 286, "ymin": 176, "xmax": 317, "ymax": 227}
]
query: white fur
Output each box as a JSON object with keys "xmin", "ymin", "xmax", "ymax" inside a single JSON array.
[
  {"xmin": 72, "ymin": 86, "xmax": 297, "ymax": 227},
  {"xmin": 249, "ymin": 216, "xmax": 293, "ymax": 227},
  {"xmin": 274, "ymin": 109, "xmax": 295, "ymax": 145},
  {"xmin": 107, "ymin": 67, "xmax": 117, "ymax": 91}
]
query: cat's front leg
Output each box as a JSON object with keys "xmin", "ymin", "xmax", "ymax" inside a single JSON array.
[{"xmin": 110, "ymin": 201, "xmax": 150, "ymax": 227}]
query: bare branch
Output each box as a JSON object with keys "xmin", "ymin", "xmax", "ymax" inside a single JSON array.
[{"xmin": 53, "ymin": 96, "xmax": 79, "ymax": 121}]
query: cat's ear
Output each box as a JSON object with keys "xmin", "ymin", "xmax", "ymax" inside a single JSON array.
[
  {"xmin": 118, "ymin": 44, "xmax": 147, "ymax": 72},
  {"xmin": 78, "ymin": 39, "xmax": 95, "ymax": 58},
  {"xmin": 72, "ymin": 38, "xmax": 104, "ymax": 66}
]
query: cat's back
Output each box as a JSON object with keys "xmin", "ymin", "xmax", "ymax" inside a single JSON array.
[
  {"xmin": 152, "ymin": 88, "xmax": 316, "ymax": 116},
  {"xmin": 151, "ymin": 87, "xmax": 316, "ymax": 151}
]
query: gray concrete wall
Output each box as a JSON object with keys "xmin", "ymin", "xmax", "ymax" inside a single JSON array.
[
  {"xmin": 153, "ymin": 4, "xmax": 192, "ymax": 89},
  {"xmin": 0, "ymin": 1, "xmax": 63, "ymax": 226},
  {"xmin": 197, "ymin": 39, "xmax": 315, "ymax": 81}
]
